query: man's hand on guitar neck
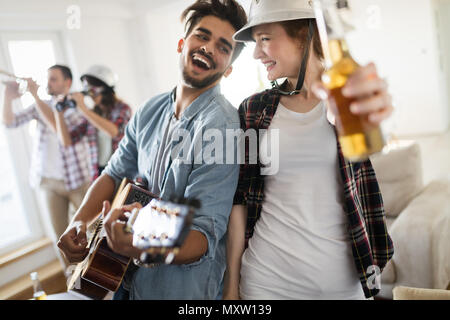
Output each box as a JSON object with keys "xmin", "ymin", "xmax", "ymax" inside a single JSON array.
[
  {"xmin": 103, "ymin": 200, "xmax": 144, "ymax": 259},
  {"xmin": 102, "ymin": 199, "xmax": 208, "ymax": 265}
]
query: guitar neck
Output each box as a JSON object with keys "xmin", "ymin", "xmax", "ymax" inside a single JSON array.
[{"xmin": 86, "ymin": 182, "xmax": 157, "ymax": 249}]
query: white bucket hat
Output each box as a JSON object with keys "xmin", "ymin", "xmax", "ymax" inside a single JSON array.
[
  {"xmin": 81, "ymin": 65, "xmax": 118, "ymax": 88},
  {"xmin": 233, "ymin": 0, "xmax": 317, "ymax": 96},
  {"xmin": 233, "ymin": 0, "xmax": 315, "ymax": 42}
]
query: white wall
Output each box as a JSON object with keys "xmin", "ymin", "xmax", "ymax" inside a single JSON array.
[
  {"xmin": 434, "ymin": 0, "xmax": 450, "ymax": 128},
  {"xmin": 64, "ymin": 16, "xmax": 142, "ymax": 108},
  {"xmin": 347, "ymin": 0, "xmax": 449, "ymax": 136},
  {"xmin": 139, "ymin": 1, "xmax": 185, "ymax": 100}
]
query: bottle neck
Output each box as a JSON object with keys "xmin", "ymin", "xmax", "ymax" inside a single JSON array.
[
  {"xmin": 33, "ymin": 280, "xmax": 43, "ymax": 292},
  {"xmin": 328, "ymin": 38, "xmax": 351, "ymax": 65}
]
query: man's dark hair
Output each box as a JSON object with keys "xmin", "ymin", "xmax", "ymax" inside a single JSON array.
[
  {"xmin": 49, "ymin": 64, "xmax": 73, "ymax": 81},
  {"xmin": 181, "ymin": 0, "xmax": 248, "ymax": 63}
]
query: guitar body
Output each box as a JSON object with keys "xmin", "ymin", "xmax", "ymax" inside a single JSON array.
[
  {"xmin": 81, "ymin": 238, "xmax": 131, "ymax": 292},
  {"xmin": 68, "ymin": 179, "xmax": 157, "ymax": 299}
]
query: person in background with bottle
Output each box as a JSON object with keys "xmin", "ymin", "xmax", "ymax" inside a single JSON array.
[
  {"xmin": 1, "ymin": 65, "xmax": 91, "ymax": 243},
  {"xmin": 224, "ymin": 0, "xmax": 394, "ymax": 300},
  {"xmin": 54, "ymin": 65, "xmax": 132, "ymax": 179}
]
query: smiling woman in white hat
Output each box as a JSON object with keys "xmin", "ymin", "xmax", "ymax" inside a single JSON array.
[{"xmin": 224, "ymin": 0, "xmax": 394, "ymax": 300}]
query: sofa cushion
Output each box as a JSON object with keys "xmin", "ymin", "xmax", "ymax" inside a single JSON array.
[
  {"xmin": 385, "ymin": 217, "xmax": 396, "ymax": 230},
  {"xmin": 388, "ymin": 179, "xmax": 450, "ymax": 290},
  {"xmin": 393, "ymin": 286, "xmax": 450, "ymax": 300},
  {"xmin": 370, "ymin": 140, "xmax": 423, "ymax": 217},
  {"xmin": 381, "ymin": 259, "xmax": 396, "ymax": 284}
]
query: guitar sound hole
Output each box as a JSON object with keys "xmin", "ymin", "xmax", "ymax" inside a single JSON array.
[
  {"xmin": 127, "ymin": 189, "xmax": 153, "ymax": 207},
  {"xmin": 134, "ymin": 194, "xmax": 150, "ymax": 205}
]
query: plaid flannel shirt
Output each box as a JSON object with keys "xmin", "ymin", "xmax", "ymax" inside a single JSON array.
[
  {"xmin": 67, "ymin": 101, "xmax": 131, "ymax": 181},
  {"xmin": 233, "ymin": 89, "xmax": 394, "ymax": 298},
  {"xmin": 6, "ymin": 100, "xmax": 91, "ymax": 191}
]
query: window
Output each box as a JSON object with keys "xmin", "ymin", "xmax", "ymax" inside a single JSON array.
[
  {"xmin": 7, "ymin": 39, "xmax": 56, "ymax": 108},
  {"xmin": 0, "ymin": 137, "xmax": 31, "ymax": 247},
  {"xmin": 0, "ymin": 32, "xmax": 65, "ymax": 255}
]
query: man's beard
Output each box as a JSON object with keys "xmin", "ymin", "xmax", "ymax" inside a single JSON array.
[
  {"xmin": 182, "ymin": 68, "xmax": 225, "ymax": 89},
  {"xmin": 47, "ymin": 87, "xmax": 58, "ymax": 96}
]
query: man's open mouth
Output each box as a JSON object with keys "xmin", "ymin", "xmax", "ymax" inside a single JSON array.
[{"xmin": 191, "ymin": 52, "xmax": 214, "ymax": 71}]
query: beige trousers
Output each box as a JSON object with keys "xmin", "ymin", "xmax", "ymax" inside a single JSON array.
[{"xmin": 39, "ymin": 177, "xmax": 90, "ymax": 240}]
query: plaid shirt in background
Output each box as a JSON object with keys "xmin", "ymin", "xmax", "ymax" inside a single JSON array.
[
  {"xmin": 67, "ymin": 101, "xmax": 131, "ymax": 181},
  {"xmin": 6, "ymin": 99, "xmax": 91, "ymax": 191},
  {"xmin": 233, "ymin": 89, "xmax": 394, "ymax": 298}
]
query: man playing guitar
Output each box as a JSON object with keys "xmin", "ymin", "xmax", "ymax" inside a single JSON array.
[{"xmin": 58, "ymin": 0, "xmax": 248, "ymax": 300}]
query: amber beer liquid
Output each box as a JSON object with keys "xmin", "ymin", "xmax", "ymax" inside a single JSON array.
[
  {"xmin": 322, "ymin": 38, "xmax": 385, "ymax": 161},
  {"xmin": 314, "ymin": 0, "xmax": 385, "ymax": 161}
]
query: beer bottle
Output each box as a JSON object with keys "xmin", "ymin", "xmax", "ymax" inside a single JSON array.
[
  {"xmin": 30, "ymin": 272, "xmax": 47, "ymax": 300},
  {"xmin": 313, "ymin": 0, "xmax": 385, "ymax": 161}
]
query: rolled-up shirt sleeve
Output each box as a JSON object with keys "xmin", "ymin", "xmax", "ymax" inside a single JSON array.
[{"xmin": 5, "ymin": 105, "xmax": 38, "ymax": 128}]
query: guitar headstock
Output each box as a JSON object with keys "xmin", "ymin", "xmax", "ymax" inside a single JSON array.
[{"xmin": 130, "ymin": 197, "xmax": 199, "ymax": 250}]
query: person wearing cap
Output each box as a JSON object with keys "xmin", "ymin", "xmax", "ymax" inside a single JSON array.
[
  {"xmin": 53, "ymin": 65, "xmax": 132, "ymax": 179},
  {"xmin": 224, "ymin": 0, "xmax": 394, "ymax": 300},
  {"xmin": 57, "ymin": 0, "xmax": 247, "ymax": 300},
  {"xmin": 2, "ymin": 65, "xmax": 91, "ymax": 248}
]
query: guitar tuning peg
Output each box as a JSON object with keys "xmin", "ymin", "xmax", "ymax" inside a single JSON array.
[
  {"xmin": 187, "ymin": 199, "xmax": 201, "ymax": 209},
  {"xmin": 160, "ymin": 233, "xmax": 168, "ymax": 240},
  {"xmin": 168, "ymin": 195, "xmax": 190, "ymax": 205},
  {"xmin": 168, "ymin": 195, "xmax": 179, "ymax": 203},
  {"xmin": 164, "ymin": 252, "xmax": 176, "ymax": 265},
  {"xmin": 140, "ymin": 252, "xmax": 152, "ymax": 264},
  {"xmin": 171, "ymin": 207, "xmax": 181, "ymax": 217}
]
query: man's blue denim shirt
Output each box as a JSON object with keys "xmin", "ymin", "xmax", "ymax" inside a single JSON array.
[{"xmin": 104, "ymin": 84, "xmax": 240, "ymax": 299}]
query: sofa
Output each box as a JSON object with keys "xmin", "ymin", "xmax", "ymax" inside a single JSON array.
[
  {"xmin": 370, "ymin": 140, "xmax": 450, "ymax": 299},
  {"xmin": 393, "ymin": 286, "xmax": 450, "ymax": 300}
]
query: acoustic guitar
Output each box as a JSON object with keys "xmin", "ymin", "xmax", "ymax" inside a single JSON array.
[{"xmin": 67, "ymin": 178, "xmax": 198, "ymax": 299}]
